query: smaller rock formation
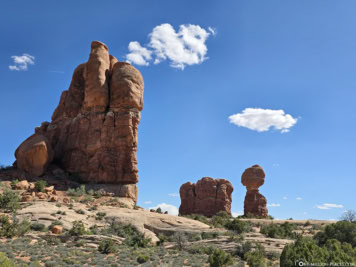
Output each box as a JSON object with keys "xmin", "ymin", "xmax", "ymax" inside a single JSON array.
[
  {"xmin": 179, "ymin": 177, "xmax": 233, "ymax": 217},
  {"xmin": 241, "ymin": 164, "xmax": 268, "ymax": 217}
]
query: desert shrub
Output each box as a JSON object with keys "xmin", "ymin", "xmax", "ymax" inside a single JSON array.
[
  {"xmin": 188, "ymin": 233, "xmax": 202, "ymax": 241},
  {"xmin": 34, "ymin": 180, "xmax": 47, "ymax": 192},
  {"xmin": 208, "ymin": 248, "xmax": 233, "ymax": 267},
  {"xmin": 202, "ymin": 231, "xmax": 221, "ymax": 240},
  {"xmin": 133, "ymin": 205, "xmax": 141, "ymax": 210},
  {"xmin": 119, "ymin": 202, "xmax": 129, "ymax": 208},
  {"xmin": 173, "ymin": 232, "xmax": 188, "ymax": 251},
  {"xmin": 75, "ymin": 209, "xmax": 85, "ymax": 215},
  {"xmin": 125, "ymin": 231, "xmax": 151, "ymax": 248},
  {"xmin": 30, "ymin": 222, "xmax": 46, "ymax": 231},
  {"xmin": 340, "ymin": 210, "xmax": 356, "ymax": 222},
  {"xmin": 157, "ymin": 233, "xmax": 169, "ymax": 246},
  {"xmin": 188, "ymin": 244, "xmax": 217, "ymax": 255},
  {"xmin": 225, "ymin": 219, "xmax": 252, "ymax": 234},
  {"xmin": 10, "ymin": 179, "xmax": 19, "ymax": 189},
  {"xmin": 0, "ymin": 189, "xmax": 20, "ymax": 212},
  {"xmin": 0, "ymin": 215, "xmax": 30, "ymax": 237},
  {"xmin": 48, "ymin": 220, "xmax": 62, "ymax": 231},
  {"xmin": 156, "ymin": 207, "xmax": 162, "ymax": 213},
  {"xmin": 89, "ymin": 224, "xmax": 98, "ymax": 234},
  {"xmin": 260, "ymin": 222, "xmax": 297, "ymax": 239},
  {"xmin": 244, "ymin": 244, "xmax": 266, "ymax": 267},
  {"xmin": 66, "ymin": 185, "xmax": 86, "ymax": 197},
  {"xmin": 236, "ymin": 241, "xmax": 253, "ymax": 259},
  {"xmin": 88, "ymin": 205, "xmax": 98, "ymax": 211},
  {"xmin": 314, "ymin": 221, "xmax": 356, "ymax": 247},
  {"xmin": 0, "ymin": 252, "xmax": 14, "ymax": 266},
  {"xmin": 96, "ymin": 212, "xmax": 106, "ymax": 220},
  {"xmin": 56, "ymin": 210, "xmax": 66, "ymax": 215},
  {"xmin": 46, "ymin": 236, "xmax": 60, "ymax": 246},
  {"xmin": 136, "ymin": 254, "xmax": 149, "ymax": 264},
  {"xmin": 211, "ymin": 211, "xmax": 232, "ymax": 228},
  {"xmin": 98, "ymin": 239, "xmax": 118, "ymax": 254},
  {"xmin": 280, "ymin": 237, "xmax": 356, "ymax": 266},
  {"xmin": 80, "ymin": 195, "xmax": 94, "ymax": 203},
  {"xmin": 304, "ymin": 220, "xmax": 312, "ymax": 227},
  {"xmin": 68, "ymin": 221, "xmax": 87, "ymax": 236}
]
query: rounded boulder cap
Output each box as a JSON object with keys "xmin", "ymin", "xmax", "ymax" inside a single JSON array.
[{"xmin": 241, "ymin": 164, "xmax": 265, "ymax": 190}]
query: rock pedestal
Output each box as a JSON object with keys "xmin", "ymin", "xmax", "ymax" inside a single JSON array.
[
  {"xmin": 179, "ymin": 177, "xmax": 233, "ymax": 217},
  {"xmin": 241, "ymin": 165, "xmax": 268, "ymax": 217},
  {"xmin": 14, "ymin": 41, "xmax": 144, "ymax": 202}
]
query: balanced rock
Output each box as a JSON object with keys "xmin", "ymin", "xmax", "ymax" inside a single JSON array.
[
  {"xmin": 14, "ymin": 41, "xmax": 144, "ymax": 202},
  {"xmin": 241, "ymin": 165, "xmax": 268, "ymax": 217},
  {"xmin": 179, "ymin": 177, "xmax": 233, "ymax": 217}
]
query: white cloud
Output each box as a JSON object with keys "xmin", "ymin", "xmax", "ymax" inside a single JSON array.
[
  {"xmin": 296, "ymin": 197, "xmax": 302, "ymax": 200},
  {"xmin": 126, "ymin": 23, "xmax": 213, "ymax": 69},
  {"xmin": 168, "ymin": 193, "xmax": 179, "ymax": 197},
  {"xmin": 149, "ymin": 203, "xmax": 179, "ymax": 215},
  {"xmin": 9, "ymin": 53, "xmax": 35, "ymax": 71},
  {"xmin": 229, "ymin": 108, "xmax": 298, "ymax": 133},
  {"xmin": 315, "ymin": 203, "xmax": 344, "ymax": 210},
  {"xmin": 208, "ymin": 27, "xmax": 217, "ymax": 36},
  {"xmin": 268, "ymin": 203, "xmax": 281, "ymax": 207},
  {"xmin": 283, "ymin": 197, "xmax": 287, "ymax": 200},
  {"xmin": 144, "ymin": 201, "xmax": 152, "ymax": 204},
  {"xmin": 126, "ymin": 41, "xmax": 152, "ymax": 66},
  {"xmin": 232, "ymin": 211, "xmax": 243, "ymax": 217}
]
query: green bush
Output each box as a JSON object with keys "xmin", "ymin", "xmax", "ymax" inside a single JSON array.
[
  {"xmin": 280, "ymin": 237, "xmax": 356, "ymax": 266},
  {"xmin": 225, "ymin": 219, "xmax": 252, "ymax": 234},
  {"xmin": 0, "ymin": 252, "xmax": 14, "ymax": 266},
  {"xmin": 125, "ymin": 231, "xmax": 151, "ymax": 248},
  {"xmin": 314, "ymin": 221, "xmax": 356, "ymax": 247},
  {"xmin": 0, "ymin": 189, "xmax": 20, "ymax": 212},
  {"xmin": 208, "ymin": 248, "xmax": 233, "ymax": 267},
  {"xmin": 30, "ymin": 222, "xmax": 46, "ymax": 231},
  {"xmin": 35, "ymin": 180, "xmax": 47, "ymax": 192},
  {"xmin": 75, "ymin": 209, "xmax": 85, "ymax": 214},
  {"xmin": 182, "ymin": 214, "xmax": 211, "ymax": 225},
  {"xmin": 156, "ymin": 233, "xmax": 168, "ymax": 246},
  {"xmin": 173, "ymin": 232, "xmax": 188, "ymax": 251},
  {"xmin": 96, "ymin": 212, "xmax": 106, "ymax": 220},
  {"xmin": 98, "ymin": 239, "xmax": 118, "ymax": 254},
  {"xmin": 0, "ymin": 215, "xmax": 30, "ymax": 237},
  {"xmin": 89, "ymin": 224, "xmax": 98, "ymax": 234},
  {"xmin": 68, "ymin": 221, "xmax": 87, "ymax": 236},
  {"xmin": 260, "ymin": 222, "xmax": 297, "ymax": 239},
  {"xmin": 66, "ymin": 185, "xmax": 86, "ymax": 197},
  {"xmin": 80, "ymin": 195, "xmax": 94, "ymax": 203},
  {"xmin": 211, "ymin": 211, "xmax": 232, "ymax": 228},
  {"xmin": 136, "ymin": 254, "xmax": 149, "ymax": 264},
  {"xmin": 244, "ymin": 244, "xmax": 266, "ymax": 267},
  {"xmin": 156, "ymin": 207, "xmax": 162, "ymax": 213},
  {"xmin": 236, "ymin": 241, "xmax": 253, "ymax": 259}
]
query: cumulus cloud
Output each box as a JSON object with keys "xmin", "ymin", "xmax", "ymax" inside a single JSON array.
[
  {"xmin": 126, "ymin": 41, "xmax": 152, "ymax": 66},
  {"xmin": 9, "ymin": 53, "xmax": 35, "ymax": 71},
  {"xmin": 268, "ymin": 204, "xmax": 281, "ymax": 207},
  {"xmin": 126, "ymin": 23, "xmax": 213, "ymax": 69},
  {"xmin": 229, "ymin": 108, "xmax": 298, "ymax": 133},
  {"xmin": 144, "ymin": 201, "xmax": 152, "ymax": 204},
  {"xmin": 168, "ymin": 193, "xmax": 179, "ymax": 197},
  {"xmin": 149, "ymin": 203, "xmax": 179, "ymax": 215},
  {"xmin": 315, "ymin": 203, "xmax": 344, "ymax": 210}
]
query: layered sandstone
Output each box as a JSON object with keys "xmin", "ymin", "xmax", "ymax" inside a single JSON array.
[
  {"xmin": 179, "ymin": 177, "xmax": 233, "ymax": 217},
  {"xmin": 241, "ymin": 165, "xmax": 268, "ymax": 217},
  {"xmin": 14, "ymin": 41, "xmax": 144, "ymax": 201}
]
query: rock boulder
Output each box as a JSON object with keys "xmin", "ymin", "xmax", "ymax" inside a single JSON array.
[{"xmin": 179, "ymin": 177, "xmax": 233, "ymax": 217}]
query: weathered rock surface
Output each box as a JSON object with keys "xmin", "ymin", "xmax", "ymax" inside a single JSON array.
[
  {"xmin": 179, "ymin": 177, "xmax": 233, "ymax": 217},
  {"xmin": 241, "ymin": 165, "xmax": 268, "ymax": 217},
  {"xmin": 15, "ymin": 134, "xmax": 53, "ymax": 177},
  {"xmin": 14, "ymin": 41, "xmax": 144, "ymax": 200},
  {"xmin": 17, "ymin": 201, "xmax": 215, "ymax": 244}
]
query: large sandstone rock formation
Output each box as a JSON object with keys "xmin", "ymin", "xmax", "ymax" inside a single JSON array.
[
  {"xmin": 14, "ymin": 41, "xmax": 144, "ymax": 201},
  {"xmin": 241, "ymin": 164, "xmax": 268, "ymax": 217},
  {"xmin": 179, "ymin": 177, "xmax": 233, "ymax": 217}
]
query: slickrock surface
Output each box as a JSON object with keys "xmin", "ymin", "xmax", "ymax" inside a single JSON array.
[
  {"xmin": 179, "ymin": 177, "xmax": 233, "ymax": 217},
  {"xmin": 241, "ymin": 164, "xmax": 268, "ymax": 217},
  {"xmin": 14, "ymin": 41, "xmax": 144, "ymax": 201}
]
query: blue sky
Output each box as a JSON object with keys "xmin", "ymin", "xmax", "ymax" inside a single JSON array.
[{"xmin": 1, "ymin": 1, "xmax": 355, "ymax": 220}]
